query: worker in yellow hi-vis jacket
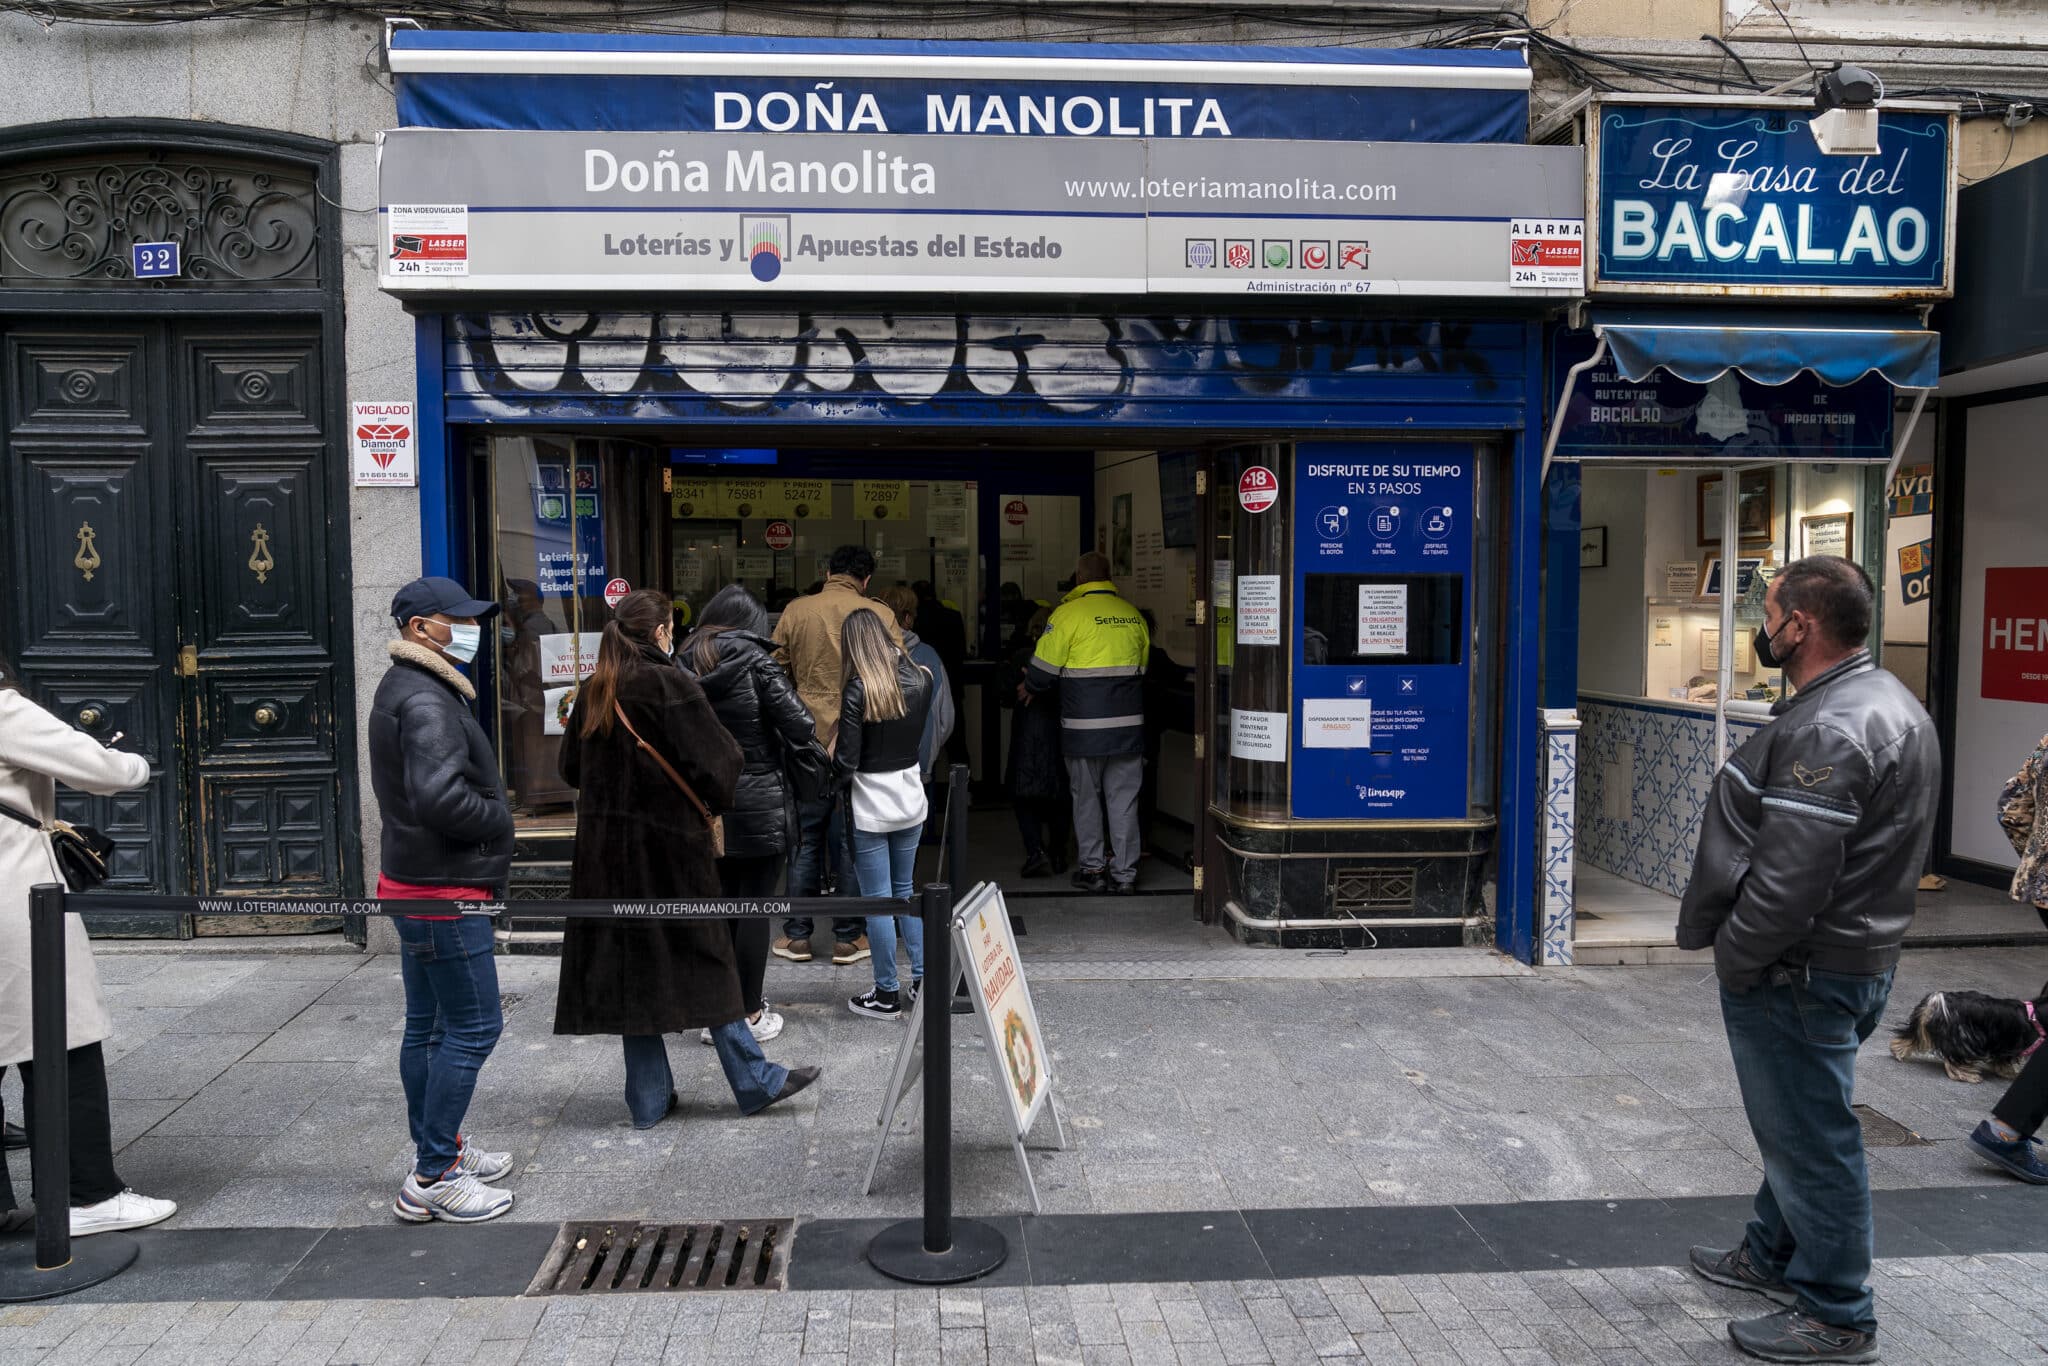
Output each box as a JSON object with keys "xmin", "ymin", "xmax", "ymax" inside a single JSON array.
[{"xmin": 1021, "ymin": 551, "xmax": 1150, "ymax": 894}]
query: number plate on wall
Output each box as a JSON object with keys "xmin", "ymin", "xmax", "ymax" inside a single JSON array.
[{"xmin": 131, "ymin": 241, "xmax": 181, "ymax": 279}]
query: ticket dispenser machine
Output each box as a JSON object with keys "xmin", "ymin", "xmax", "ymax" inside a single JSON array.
[{"xmin": 1211, "ymin": 442, "xmax": 1497, "ymax": 949}]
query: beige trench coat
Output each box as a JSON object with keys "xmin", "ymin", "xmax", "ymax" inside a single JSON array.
[{"xmin": 0, "ymin": 689, "xmax": 151, "ymax": 1067}]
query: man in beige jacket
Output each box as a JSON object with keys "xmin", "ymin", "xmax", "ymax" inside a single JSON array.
[{"xmin": 771, "ymin": 544, "xmax": 902, "ymax": 965}]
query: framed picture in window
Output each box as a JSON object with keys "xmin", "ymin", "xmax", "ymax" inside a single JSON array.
[
  {"xmin": 1579, "ymin": 525, "xmax": 1607, "ymax": 568},
  {"xmin": 1697, "ymin": 471, "xmax": 1776, "ymax": 546},
  {"xmin": 1800, "ymin": 511, "xmax": 1854, "ymax": 561},
  {"xmin": 1697, "ymin": 553, "xmax": 1768, "ymax": 601}
]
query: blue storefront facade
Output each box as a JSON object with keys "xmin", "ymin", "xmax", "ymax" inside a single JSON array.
[
  {"xmin": 1540, "ymin": 96, "xmax": 1955, "ymax": 963},
  {"xmin": 378, "ymin": 31, "xmax": 1589, "ymax": 959}
]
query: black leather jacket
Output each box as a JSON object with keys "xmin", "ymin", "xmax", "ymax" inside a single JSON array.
[
  {"xmin": 834, "ymin": 656, "xmax": 932, "ymax": 780},
  {"xmin": 1677, "ymin": 650, "xmax": 1940, "ymax": 990},
  {"xmin": 682, "ymin": 629, "xmax": 821, "ymax": 859},
  {"xmin": 367, "ymin": 641, "xmax": 515, "ymax": 888}
]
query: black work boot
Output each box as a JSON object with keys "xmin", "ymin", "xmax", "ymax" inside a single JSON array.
[
  {"xmin": 1728, "ymin": 1309, "xmax": 1877, "ymax": 1363},
  {"xmin": 1690, "ymin": 1244, "xmax": 1797, "ymax": 1305}
]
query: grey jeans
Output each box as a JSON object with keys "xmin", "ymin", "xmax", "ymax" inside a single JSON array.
[{"xmin": 1066, "ymin": 754, "xmax": 1143, "ymax": 885}]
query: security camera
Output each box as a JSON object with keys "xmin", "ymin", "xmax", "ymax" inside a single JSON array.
[{"xmin": 1810, "ymin": 63, "xmax": 1882, "ymax": 157}]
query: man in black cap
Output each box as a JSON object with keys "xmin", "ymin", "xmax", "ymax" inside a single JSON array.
[{"xmin": 369, "ymin": 576, "xmax": 518, "ymax": 1224}]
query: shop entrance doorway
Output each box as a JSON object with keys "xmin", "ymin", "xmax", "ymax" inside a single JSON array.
[{"xmin": 464, "ymin": 432, "xmax": 1205, "ymax": 935}]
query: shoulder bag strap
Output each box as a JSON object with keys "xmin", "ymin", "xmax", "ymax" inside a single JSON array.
[
  {"xmin": 0, "ymin": 799, "xmax": 46, "ymax": 833},
  {"xmin": 612, "ymin": 702, "xmax": 715, "ymax": 824}
]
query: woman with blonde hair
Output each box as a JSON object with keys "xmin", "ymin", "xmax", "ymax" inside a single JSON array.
[
  {"xmin": 553, "ymin": 589, "xmax": 818, "ymax": 1124},
  {"xmin": 835, "ymin": 607, "xmax": 934, "ymax": 1020}
]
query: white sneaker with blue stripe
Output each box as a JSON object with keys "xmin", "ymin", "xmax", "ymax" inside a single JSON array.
[
  {"xmin": 455, "ymin": 1137, "xmax": 513, "ymax": 1183},
  {"xmin": 393, "ymin": 1170, "xmax": 514, "ymax": 1224}
]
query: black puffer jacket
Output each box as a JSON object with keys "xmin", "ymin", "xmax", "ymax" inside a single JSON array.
[
  {"xmin": 367, "ymin": 641, "xmax": 514, "ymax": 888},
  {"xmin": 1001, "ymin": 644, "xmax": 1066, "ymax": 800},
  {"xmin": 683, "ymin": 629, "xmax": 821, "ymax": 859},
  {"xmin": 835, "ymin": 656, "xmax": 932, "ymax": 780}
]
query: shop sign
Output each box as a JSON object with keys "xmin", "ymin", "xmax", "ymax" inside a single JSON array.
[
  {"xmin": 1548, "ymin": 333, "xmax": 1894, "ymax": 463},
  {"xmin": 350, "ymin": 401, "xmax": 418, "ymax": 487},
  {"xmin": 1588, "ymin": 99, "xmax": 1955, "ymax": 298},
  {"xmin": 1889, "ymin": 463, "xmax": 1933, "ymax": 517},
  {"xmin": 1982, "ymin": 567, "xmax": 2048, "ymax": 704},
  {"xmin": 856, "ymin": 480, "xmax": 910, "ymax": 520},
  {"xmin": 1238, "ymin": 465, "xmax": 1278, "ymax": 513},
  {"xmin": 376, "ymin": 129, "xmax": 1584, "ymax": 298},
  {"xmin": 1896, "ymin": 538, "xmax": 1933, "ymax": 602},
  {"xmin": 763, "ymin": 520, "xmax": 795, "ymax": 550}
]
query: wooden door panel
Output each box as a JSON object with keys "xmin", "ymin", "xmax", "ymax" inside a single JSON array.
[
  {"xmin": 192, "ymin": 454, "xmax": 324, "ymax": 653},
  {"xmin": 41, "ymin": 670, "xmax": 177, "ymax": 891},
  {"xmin": 8, "ymin": 337, "xmax": 147, "ymax": 434},
  {"xmin": 184, "ymin": 338, "xmax": 324, "ymax": 436},
  {"xmin": 198, "ymin": 668, "xmax": 333, "ymax": 758},
  {"xmin": 14, "ymin": 453, "xmax": 156, "ymax": 653}
]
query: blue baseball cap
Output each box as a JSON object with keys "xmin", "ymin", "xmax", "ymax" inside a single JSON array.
[{"xmin": 391, "ymin": 576, "xmax": 500, "ymax": 627}]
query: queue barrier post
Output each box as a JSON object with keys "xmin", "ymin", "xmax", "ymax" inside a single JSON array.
[
  {"xmin": 0, "ymin": 883, "xmax": 141, "ymax": 1302},
  {"xmin": 946, "ymin": 762, "xmax": 976, "ymax": 1016},
  {"xmin": 864, "ymin": 882, "xmax": 1009, "ymax": 1285}
]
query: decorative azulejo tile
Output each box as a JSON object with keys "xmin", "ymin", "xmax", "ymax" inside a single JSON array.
[
  {"xmin": 1538, "ymin": 710, "xmax": 1581, "ymax": 967},
  {"xmin": 1576, "ymin": 696, "xmax": 1763, "ymax": 901}
]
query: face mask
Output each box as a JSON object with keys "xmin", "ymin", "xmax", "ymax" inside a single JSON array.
[
  {"xmin": 500, "ymin": 625, "xmax": 517, "ymax": 646},
  {"xmin": 1753, "ymin": 618, "xmax": 1796, "ymax": 671},
  {"xmin": 431, "ymin": 621, "xmax": 482, "ymax": 664}
]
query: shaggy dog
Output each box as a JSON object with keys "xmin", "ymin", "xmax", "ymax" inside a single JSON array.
[{"xmin": 1890, "ymin": 989, "xmax": 2048, "ymax": 1083}]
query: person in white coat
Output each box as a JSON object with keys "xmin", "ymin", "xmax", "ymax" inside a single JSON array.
[{"xmin": 0, "ymin": 655, "xmax": 176, "ymax": 1237}]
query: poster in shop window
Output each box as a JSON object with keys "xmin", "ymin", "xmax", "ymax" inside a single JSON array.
[
  {"xmin": 780, "ymin": 479, "xmax": 833, "ymax": 519},
  {"xmin": 856, "ymin": 480, "xmax": 910, "ymax": 520}
]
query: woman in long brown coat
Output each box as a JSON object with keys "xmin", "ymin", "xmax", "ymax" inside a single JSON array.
[{"xmin": 554, "ymin": 589, "xmax": 819, "ymax": 1127}]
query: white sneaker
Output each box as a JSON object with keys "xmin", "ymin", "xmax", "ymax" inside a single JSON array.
[
  {"xmin": 71, "ymin": 1189, "xmax": 176, "ymax": 1237},
  {"xmin": 393, "ymin": 1170, "xmax": 514, "ymax": 1224},
  {"xmin": 455, "ymin": 1136, "xmax": 513, "ymax": 1184},
  {"xmin": 701, "ymin": 1006, "xmax": 784, "ymax": 1045}
]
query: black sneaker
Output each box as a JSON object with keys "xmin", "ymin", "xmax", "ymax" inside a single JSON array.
[
  {"xmin": 1071, "ymin": 868, "xmax": 1109, "ymax": 893},
  {"xmin": 2, "ymin": 1121, "xmax": 26, "ymax": 1152},
  {"xmin": 1020, "ymin": 853, "xmax": 1053, "ymax": 879},
  {"xmin": 1691, "ymin": 1244, "xmax": 1797, "ymax": 1306},
  {"xmin": 848, "ymin": 988, "xmax": 902, "ymax": 1020},
  {"xmin": 1728, "ymin": 1309, "xmax": 1876, "ymax": 1363},
  {"xmin": 1968, "ymin": 1119, "xmax": 2048, "ymax": 1184},
  {"xmin": 1110, "ymin": 880, "xmax": 1138, "ymax": 896}
]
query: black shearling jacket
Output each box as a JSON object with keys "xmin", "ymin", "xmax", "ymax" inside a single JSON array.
[
  {"xmin": 367, "ymin": 641, "xmax": 515, "ymax": 889},
  {"xmin": 1676, "ymin": 650, "xmax": 1939, "ymax": 990},
  {"xmin": 682, "ymin": 628, "xmax": 821, "ymax": 859}
]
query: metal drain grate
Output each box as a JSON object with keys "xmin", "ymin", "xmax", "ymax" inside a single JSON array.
[
  {"xmin": 527, "ymin": 1220, "xmax": 791, "ymax": 1295},
  {"xmin": 1853, "ymin": 1104, "xmax": 1932, "ymax": 1148}
]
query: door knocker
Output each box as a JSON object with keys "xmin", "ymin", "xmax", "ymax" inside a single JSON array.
[
  {"xmin": 247, "ymin": 524, "xmax": 275, "ymax": 585},
  {"xmin": 73, "ymin": 522, "xmax": 101, "ymax": 582}
]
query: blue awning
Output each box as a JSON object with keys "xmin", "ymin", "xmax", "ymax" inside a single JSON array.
[{"xmin": 1590, "ymin": 307, "xmax": 1939, "ymax": 389}]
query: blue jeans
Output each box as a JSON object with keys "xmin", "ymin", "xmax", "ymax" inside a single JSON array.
[
  {"xmin": 621, "ymin": 1027, "xmax": 789, "ymax": 1126},
  {"xmin": 852, "ymin": 824, "xmax": 923, "ymax": 993},
  {"xmin": 786, "ymin": 791, "xmax": 863, "ymax": 945},
  {"xmin": 1722, "ymin": 965, "xmax": 1894, "ymax": 1332},
  {"xmin": 395, "ymin": 915, "xmax": 504, "ymax": 1180}
]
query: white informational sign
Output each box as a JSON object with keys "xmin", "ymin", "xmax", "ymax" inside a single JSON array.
[
  {"xmin": 386, "ymin": 203, "xmax": 469, "ymax": 278},
  {"xmin": 1303, "ymin": 699, "xmax": 1373, "ymax": 748},
  {"xmin": 958, "ymin": 886, "xmax": 1052, "ymax": 1136},
  {"xmin": 735, "ymin": 549, "xmax": 774, "ymax": 581},
  {"xmin": 537, "ymin": 633, "xmax": 600, "ymax": 685},
  {"xmin": 1235, "ymin": 574, "xmax": 1282, "ymax": 646},
  {"xmin": 876, "ymin": 551, "xmax": 909, "ymax": 581},
  {"xmin": 1229, "ymin": 708, "xmax": 1288, "ymax": 761},
  {"xmin": 674, "ymin": 548, "xmax": 707, "ymax": 593},
  {"xmin": 542, "ymin": 684, "xmax": 578, "ymax": 736},
  {"xmin": 349, "ymin": 401, "xmax": 417, "ymax": 487},
  {"xmin": 1356, "ymin": 584, "xmax": 1409, "ymax": 656},
  {"xmin": 1508, "ymin": 217, "xmax": 1585, "ymax": 289},
  {"xmin": 927, "ymin": 483, "xmax": 971, "ymax": 545}
]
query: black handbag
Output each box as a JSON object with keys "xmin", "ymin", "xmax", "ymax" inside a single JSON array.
[
  {"xmin": 0, "ymin": 800, "xmax": 114, "ymax": 891},
  {"xmin": 781, "ymin": 737, "xmax": 834, "ymax": 806}
]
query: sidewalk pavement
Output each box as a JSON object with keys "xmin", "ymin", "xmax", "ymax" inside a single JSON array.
[{"xmin": 9, "ymin": 1256, "xmax": 2048, "ymax": 1364}]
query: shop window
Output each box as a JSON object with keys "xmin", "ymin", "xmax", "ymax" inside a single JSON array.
[
  {"xmin": 1300, "ymin": 574, "xmax": 1466, "ymax": 666},
  {"xmin": 1209, "ymin": 443, "xmax": 1290, "ymax": 821}
]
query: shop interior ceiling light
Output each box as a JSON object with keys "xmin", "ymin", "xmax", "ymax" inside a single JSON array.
[{"xmin": 1810, "ymin": 63, "xmax": 1883, "ymax": 158}]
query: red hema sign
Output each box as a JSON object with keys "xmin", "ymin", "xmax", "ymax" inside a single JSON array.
[
  {"xmin": 350, "ymin": 401, "xmax": 417, "ymax": 488},
  {"xmin": 1982, "ymin": 566, "xmax": 2048, "ymax": 704}
]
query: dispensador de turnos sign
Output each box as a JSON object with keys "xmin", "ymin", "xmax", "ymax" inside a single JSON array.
[{"xmin": 1588, "ymin": 99, "xmax": 1956, "ymax": 298}]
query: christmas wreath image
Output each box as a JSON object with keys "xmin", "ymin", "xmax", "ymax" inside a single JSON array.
[
  {"xmin": 554, "ymin": 686, "xmax": 578, "ymax": 731},
  {"xmin": 1002, "ymin": 1008, "xmax": 1039, "ymax": 1108}
]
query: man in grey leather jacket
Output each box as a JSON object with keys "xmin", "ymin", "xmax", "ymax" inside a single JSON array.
[{"xmin": 1676, "ymin": 556, "xmax": 1938, "ymax": 1364}]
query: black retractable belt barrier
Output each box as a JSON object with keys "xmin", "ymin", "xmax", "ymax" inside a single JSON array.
[
  {"xmin": 0, "ymin": 884, "xmax": 141, "ymax": 1303},
  {"xmin": 864, "ymin": 883, "xmax": 1009, "ymax": 1285},
  {"xmin": 0, "ymin": 884, "xmax": 916, "ymax": 1301}
]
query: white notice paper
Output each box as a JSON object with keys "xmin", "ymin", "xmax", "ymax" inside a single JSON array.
[
  {"xmin": 735, "ymin": 550, "xmax": 774, "ymax": 581},
  {"xmin": 1236, "ymin": 575, "xmax": 1281, "ymax": 646},
  {"xmin": 1357, "ymin": 584, "xmax": 1409, "ymax": 656},
  {"xmin": 1303, "ymin": 699, "xmax": 1373, "ymax": 748},
  {"xmin": 1229, "ymin": 709, "xmax": 1288, "ymax": 762}
]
